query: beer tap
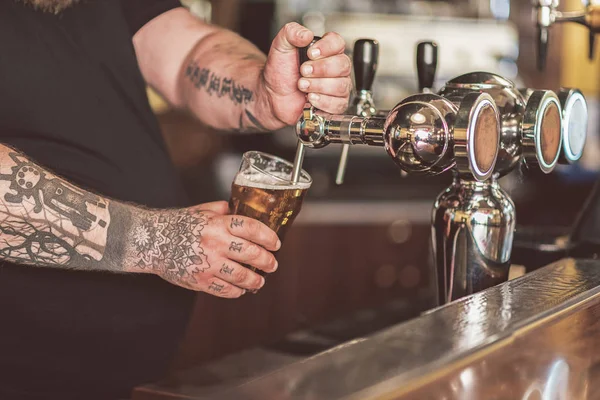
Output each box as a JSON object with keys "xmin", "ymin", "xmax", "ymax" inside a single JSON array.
[
  {"xmin": 296, "ymin": 85, "xmax": 504, "ymax": 306},
  {"xmin": 295, "ymin": 37, "xmax": 589, "ymax": 306},
  {"xmin": 416, "ymin": 41, "xmax": 438, "ymax": 94},
  {"xmin": 291, "ymin": 36, "xmax": 321, "ymax": 183},
  {"xmin": 335, "ymin": 39, "xmax": 379, "ymax": 185},
  {"xmin": 534, "ymin": 0, "xmax": 599, "ymax": 70},
  {"xmin": 296, "ymin": 91, "xmax": 501, "ymax": 181},
  {"xmin": 432, "ymin": 67, "xmax": 590, "ymax": 305}
]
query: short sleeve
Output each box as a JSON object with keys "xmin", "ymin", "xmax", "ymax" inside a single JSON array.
[{"xmin": 121, "ymin": 0, "xmax": 183, "ymax": 36}]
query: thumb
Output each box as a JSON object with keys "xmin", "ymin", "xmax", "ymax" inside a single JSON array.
[
  {"xmin": 270, "ymin": 22, "xmax": 314, "ymax": 55},
  {"xmin": 197, "ymin": 201, "xmax": 230, "ymax": 215}
]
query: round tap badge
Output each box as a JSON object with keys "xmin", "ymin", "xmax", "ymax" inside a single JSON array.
[
  {"xmin": 558, "ymin": 88, "xmax": 588, "ymax": 164},
  {"xmin": 454, "ymin": 92, "xmax": 500, "ymax": 181},
  {"xmin": 522, "ymin": 90, "xmax": 563, "ymax": 173},
  {"xmin": 473, "ymin": 101, "xmax": 500, "ymax": 177}
]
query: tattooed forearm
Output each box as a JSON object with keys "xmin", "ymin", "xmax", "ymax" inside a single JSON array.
[
  {"xmin": 185, "ymin": 61, "xmax": 254, "ymax": 105},
  {"xmin": 185, "ymin": 60, "xmax": 270, "ymax": 133},
  {"xmin": 0, "ymin": 145, "xmax": 226, "ymax": 295},
  {"xmin": 229, "ymin": 242, "xmax": 243, "ymax": 252},
  {"xmin": 0, "ymin": 150, "xmax": 114, "ymax": 269}
]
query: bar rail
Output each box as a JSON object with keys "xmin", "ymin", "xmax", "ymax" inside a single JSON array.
[{"xmin": 215, "ymin": 258, "xmax": 600, "ymax": 399}]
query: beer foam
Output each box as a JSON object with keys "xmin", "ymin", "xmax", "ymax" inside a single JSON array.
[{"xmin": 234, "ymin": 170, "xmax": 311, "ymax": 190}]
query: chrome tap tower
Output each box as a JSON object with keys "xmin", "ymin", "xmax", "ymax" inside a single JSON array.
[{"xmin": 296, "ymin": 40, "xmax": 588, "ymax": 305}]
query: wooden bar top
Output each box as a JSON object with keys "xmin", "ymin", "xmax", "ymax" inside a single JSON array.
[{"xmin": 134, "ymin": 258, "xmax": 600, "ymax": 399}]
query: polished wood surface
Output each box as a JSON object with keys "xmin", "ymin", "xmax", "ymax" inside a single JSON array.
[
  {"xmin": 133, "ymin": 259, "xmax": 600, "ymax": 399},
  {"xmin": 147, "ymin": 258, "xmax": 600, "ymax": 400}
]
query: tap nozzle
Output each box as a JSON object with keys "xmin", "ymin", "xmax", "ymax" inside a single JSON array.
[{"xmin": 292, "ymin": 36, "xmax": 322, "ymax": 183}]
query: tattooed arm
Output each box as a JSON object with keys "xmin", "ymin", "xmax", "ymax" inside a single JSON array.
[
  {"xmin": 132, "ymin": 8, "xmax": 352, "ymax": 132},
  {"xmin": 0, "ymin": 144, "xmax": 279, "ymax": 298}
]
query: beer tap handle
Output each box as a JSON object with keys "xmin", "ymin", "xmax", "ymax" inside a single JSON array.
[
  {"xmin": 416, "ymin": 41, "xmax": 438, "ymax": 93},
  {"xmin": 537, "ymin": 26, "xmax": 550, "ymax": 71},
  {"xmin": 292, "ymin": 36, "xmax": 321, "ymax": 184},
  {"xmin": 353, "ymin": 39, "xmax": 379, "ymax": 93},
  {"xmin": 336, "ymin": 39, "xmax": 379, "ymax": 185},
  {"xmin": 589, "ymin": 30, "xmax": 596, "ymax": 60},
  {"xmin": 299, "ymin": 36, "xmax": 321, "ymax": 68}
]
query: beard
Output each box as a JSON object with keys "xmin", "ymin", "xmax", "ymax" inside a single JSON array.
[{"xmin": 18, "ymin": 0, "xmax": 81, "ymax": 13}]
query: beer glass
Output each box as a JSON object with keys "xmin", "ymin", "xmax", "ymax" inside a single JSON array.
[{"xmin": 229, "ymin": 151, "xmax": 312, "ymax": 275}]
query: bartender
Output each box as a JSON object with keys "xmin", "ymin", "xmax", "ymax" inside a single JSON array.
[{"xmin": 0, "ymin": 1, "xmax": 351, "ymax": 399}]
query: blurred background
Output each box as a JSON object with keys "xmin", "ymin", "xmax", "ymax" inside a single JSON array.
[{"xmin": 141, "ymin": 0, "xmax": 600, "ymax": 391}]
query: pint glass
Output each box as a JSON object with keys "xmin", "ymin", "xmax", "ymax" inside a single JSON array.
[{"xmin": 229, "ymin": 151, "xmax": 312, "ymax": 275}]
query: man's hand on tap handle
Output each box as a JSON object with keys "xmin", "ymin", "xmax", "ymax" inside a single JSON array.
[{"xmin": 261, "ymin": 22, "xmax": 352, "ymax": 125}]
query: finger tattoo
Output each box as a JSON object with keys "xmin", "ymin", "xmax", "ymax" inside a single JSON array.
[
  {"xmin": 230, "ymin": 218, "xmax": 244, "ymax": 229},
  {"xmin": 208, "ymin": 282, "xmax": 225, "ymax": 292},
  {"xmin": 220, "ymin": 264, "xmax": 234, "ymax": 275},
  {"xmin": 229, "ymin": 242, "xmax": 243, "ymax": 252}
]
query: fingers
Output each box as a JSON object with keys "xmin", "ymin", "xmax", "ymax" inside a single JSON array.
[
  {"xmin": 198, "ymin": 201, "xmax": 229, "ymax": 215},
  {"xmin": 203, "ymin": 277, "xmax": 246, "ymax": 299},
  {"xmin": 227, "ymin": 215, "xmax": 280, "ymax": 251},
  {"xmin": 301, "ymin": 54, "xmax": 351, "ymax": 79},
  {"xmin": 306, "ymin": 32, "xmax": 346, "ymax": 60},
  {"xmin": 272, "ymin": 22, "xmax": 314, "ymax": 55},
  {"xmin": 226, "ymin": 238, "xmax": 278, "ymax": 273},
  {"xmin": 306, "ymin": 93, "xmax": 349, "ymax": 114},
  {"xmin": 298, "ymin": 77, "xmax": 352, "ymax": 98},
  {"xmin": 216, "ymin": 260, "xmax": 265, "ymax": 291}
]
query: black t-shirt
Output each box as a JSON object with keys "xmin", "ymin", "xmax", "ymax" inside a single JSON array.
[{"xmin": 0, "ymin": 1, "xmax": 196, "ymax": 399}]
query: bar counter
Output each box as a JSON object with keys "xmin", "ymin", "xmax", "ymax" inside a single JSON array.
[{"xmin": 134, "ymin": 258, "xmax": 600, "ymax": 399}]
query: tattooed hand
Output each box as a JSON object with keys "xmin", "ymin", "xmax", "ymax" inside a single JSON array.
[
  {"xmin": 261, "ymin": 23, "xmax": 352, "ymax": 125},
  {"xmin": 126, "ymin": 201, "xmax": 280, "ymax": 298}
]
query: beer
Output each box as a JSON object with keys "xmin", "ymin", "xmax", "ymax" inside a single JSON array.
[
  {"xmin": 229, "ymin": 151, "xmax": 312, "ymax": 276},
  {"xmin": 230, "ymin": 181, "xmax": 308, "ymax": 242}
]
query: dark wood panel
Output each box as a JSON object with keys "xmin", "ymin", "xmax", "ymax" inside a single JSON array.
[{"xmin": 169, "ymin": 222, "xmax": 432, "ymax": 370}]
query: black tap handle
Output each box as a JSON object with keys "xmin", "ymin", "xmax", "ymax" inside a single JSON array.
[
  {"xmin": 589, "ymin": 30, "xmax": 596, "ymax": 60},
  {"xmin": 416, "ymin": 41, "xmax": 438, "ymax": 92},
  {"xmin": 537, "ymin": 27, "xmax": 549, "ymax": 71},
  {"xmin": 353, "ymin": 39, "xmax": 379, "ymax": 92},
  {"xmin": 299, "ymin": 36, "xmax": 322, "ymax": 69}
]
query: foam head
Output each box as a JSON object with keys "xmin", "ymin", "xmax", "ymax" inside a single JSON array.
[{"xmin": 235, "ymin": 151, "xmax": 312, "ymax": 190}]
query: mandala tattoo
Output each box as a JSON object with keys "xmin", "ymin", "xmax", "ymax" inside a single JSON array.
[{"xmin": 132, "ymin": 211, "xmax": 209, "ymax": 283}]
